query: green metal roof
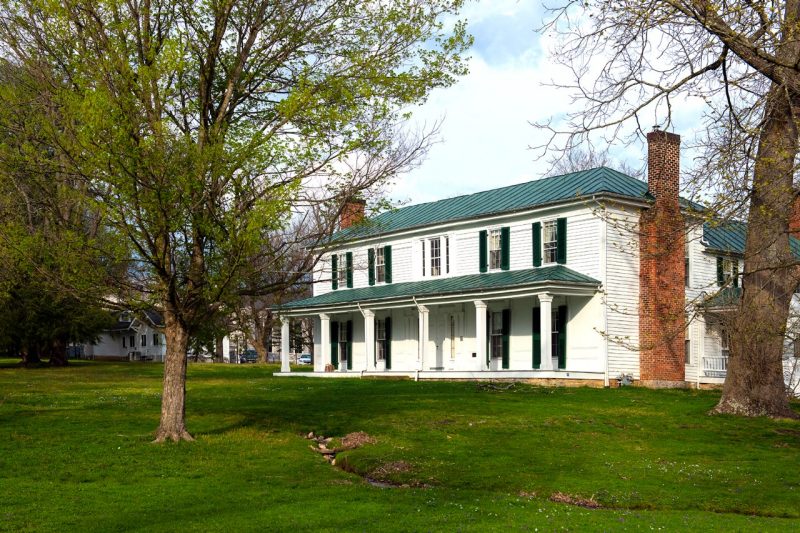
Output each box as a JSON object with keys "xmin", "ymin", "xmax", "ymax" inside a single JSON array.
[
  {"xmin": 336, "ymin": 167, "xmax": 654, "ymax": 241},
  {"xmin": 703, "ymin": 221, "xmax": 800, "ymax": 256},
  {"xmin": 280, "ymin": 265, "xmax": 600, "ymax": 310},
  {"xmin": 701, "ymin": 287, "xmax": 742, "ymax": 308}
]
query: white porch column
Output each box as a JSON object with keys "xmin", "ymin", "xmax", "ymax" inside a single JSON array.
[
  {"xmin": 417, "ymin": 306, "xmax": 429, "ymax": 370},
  {"xmin": 222, "ymin": 336, "xmax": 230, "ymax": 363},
  {"xmin": 539, "ymin": 293, "xmax": 553, "ymax": 370},
  {"xmin": 474, "ymin": 300, "xmax": 487, "ymax": 370},
  {"xmin": 363, "ymin": 309, "xmax": 375, "ymax": 369},
  {"xmin": 319, "ymin": 314, "xmax": 330, "ymax": 371},
  {"xmin": 280, "ymin": 318, "xmax": 291, "ymax": 373}
]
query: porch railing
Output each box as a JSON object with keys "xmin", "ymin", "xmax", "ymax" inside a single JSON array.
[{"xmin": 702, "ymin": 356, "xmax": 728, "ymax": 378}]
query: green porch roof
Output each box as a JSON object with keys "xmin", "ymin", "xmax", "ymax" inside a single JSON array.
[
  {"xmin": 280, "ymin": 265, "xmax": 600, "ymax": 311},
  {"xmin": 701, "ymin": 287, "xmax": 742, "ymax": 309},
  {"xmin": 337, "ymin": 167, "xmax": 661, "ymax": 242}
]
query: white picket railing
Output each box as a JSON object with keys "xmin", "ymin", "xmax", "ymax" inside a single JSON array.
[{"xmin": 702, "ymin": 356, "xmax": 728, "ymax": 378}]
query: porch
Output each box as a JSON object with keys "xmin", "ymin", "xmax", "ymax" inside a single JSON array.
[{"xmin": 274, "ymin": 266, "xmax": 605, "ymax": 381}]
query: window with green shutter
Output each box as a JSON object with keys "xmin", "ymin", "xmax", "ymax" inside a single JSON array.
[
  {"xmin": 368, "ymin": 248, "xmax": 375, "ymax": 286},
  {"xmin": 331, "ymin": 255, "xmax": 338, "ymax": 290},
  {"xmin": 384, "ymin": 245, "xmax": 392, "ymax": 283},
  {"xmin": 385, "ymin": 316, "xmax": 392, "ymax": 369},
  {"xmin": 501, "ymin": 308, "xmax": 510, "ymax": 369},
  {"xmin": 556, "ymin": 305, "xmax": 567, "ymax": 369},
  {"xmin": 330, "ymin": 320, "xmax": 339, "ymax": 369},
  {"xmin": 479, "ymin": 230, "xmax": 488, "ymax": 273},
  {"xmin": 500, "ymin": 227, "xmax": 510, "ymax": 270},
  {"xmin": 532, "ymin": 307, "xmax": 541, "ymax": 369},
  {"xmin": 346, "ymin": 320, "xmax": 353, "ymax": 370},
  {"xmin": 556, "ymin": 218, "xmax": 567, "ymax": 264},
  {"xmin": 532, "ymin": 222, "xmax": 542, "ymax": 267},
  {"xmin": 346, "ymin": 252, "xmax": 353, "ymax": 288}
]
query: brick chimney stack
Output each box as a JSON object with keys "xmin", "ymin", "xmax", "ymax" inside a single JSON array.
[
  {"xmin": 339, "ymin": 198, "xmax": 366, "ymax": 229},
  {"xmin": 790, "ymin": 191, "xmax": 800, "ymax": 237},
  {"xmin": 639, "ymin": 129, "xmax": 686, "ymax": 387}
]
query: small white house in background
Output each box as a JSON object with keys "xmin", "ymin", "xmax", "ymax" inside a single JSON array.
[
  {"xmin": 275, "ymin": 130, "xmax": 800, "ymax": 392},
  {"xmin": 84, "ymin": 310, "xmax": 166, "ymax": 361}
]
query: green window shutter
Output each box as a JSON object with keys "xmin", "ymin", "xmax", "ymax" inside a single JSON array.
[
  {"xmin": 500, "ymin": 226, "xmax": 510, "ymax": 270},
  {"xmin": 346, "ymin": 252, "xmax": 353, "ymax": 288},
  {"xmin": 346, "ymin": 320, "xmax": 353, "ymax": 370},
  {"xmin": 368, "ymin": 248, "xmax": 375, "ymax": 286},
  {"xmin": 384, "ymin": 245, "xmax": 392, "ymax": 284},
  {"xmin": 557, "ymin": 305, "xmax": 567, "ymax": 370},
  {"xmin": 732, "ymin": 261, "xmax": 739, "ymax": 288},
  {"xmin": 716, "ymin": 256, "xmax": 724, "ymax": 286},
  {"xmin": 479, "ymin": 230, "xmax": 488, "ymax": 273},
  {"xmin": 486, "ymin": 309, "xmax": 491, "ymax": 366},
  {"xmin": 331, "ymin": 321, "xmax": 339, "ymax": 369},
  {"xmin": 501, "ymin": 308, "xmax": 511, "ymax": 369},
  {"xmin": 532, "ymin": 222, "xmax": 542, "ymax": 267},
  {"xmin": 556, "ymin": 217, "xmax": 567, "ymax": 264},
  {"xmin": 385, "ymin": 316, "xmax": 392, "ymax": 369},
  {"xmin": 331, "ymin": 255, "xmax": 338, "ymax": 290},
  {"xmin": 532, "ymin": 307, "xmax": 541, "ymax": 369}
]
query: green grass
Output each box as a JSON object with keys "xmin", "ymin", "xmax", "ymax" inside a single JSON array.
[{"xmin": 0, "ymin": 360, "xmax": 798, "ymax": 531}]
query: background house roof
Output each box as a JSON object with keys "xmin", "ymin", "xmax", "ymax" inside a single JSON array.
[
  {"xmin": 335, "ymin": 167, "xmax": 703, "ymax": 242},
  {"xmin": 280, "ymin": 265, "xmax": 600, "ymax": 310}
]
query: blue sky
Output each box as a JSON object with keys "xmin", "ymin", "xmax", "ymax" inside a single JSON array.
[{"xmin": 390, "ymin": 1, "xmax": 705, "ymax": 207}]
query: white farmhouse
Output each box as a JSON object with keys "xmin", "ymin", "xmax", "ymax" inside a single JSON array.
[
  {"xmin": 84, "ymin": 310, "xmax": 167, "ymax": 361},
  {"xmin": 276, "ymin": 131, "xmax": 799, "ymax": 390}
]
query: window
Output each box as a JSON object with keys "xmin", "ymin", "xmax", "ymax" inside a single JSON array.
[
  {"xmin": 153, "ymin": 333, "xmax": 160, "ymax": 346},
  {"xmin": 338, "ymin": 254, "xmax": 347, "ymax": 287},
  {"xmin": 122, "ymin": 336, "xmax": 126, "ymax": 348},
  {"xmin": 684, "ymin": 238, "xmax": 690, "ymax": 287},
  {"xmin": 129, "ymin": 335, "xmax": 135, "ymax": 348},
  {"xmin": 551, "ymin": 309, "xmax": 560, "ymax": 361},
  {"xmin": 717, "ymin": 256, "xmax": 738, "ymax": 287},
  {"xmin": 684, "ymin": 338, "xmax": 691, "ymax": 365},
  {"xmin": 489, "ymin": 230, "xmax": 502, "ymax": 270},
  {"xmin": 543, "ymin": 221, "xmax": 558, "ymax": 264},
  {"xmin": 141, "ymin": 335, "xmax": 147, "ymax": 347},
  {"xmin": 720, "ymin": 329, "xmax": 730, "ymax": 359},
  {"xmin": 339, "ymin": 322, "xmax": 349, "ymax": 362},
  {"xmin": 450, "ymin": 315, "xmax": 456, "ymax": 360},
  {"xmin": 376, "ymin": 247, "xmax": 385, "ymax": 283},
  {"xmin": 430, "ymin": 237, "xmax": 441, "ymax": 276},
  {"xmin": 376, "ymin": 319, "xmax": 386, "ymax": 361},
  {"xmin": 490, "ymin": 311, "xmax": 503, "ymax": 359}
]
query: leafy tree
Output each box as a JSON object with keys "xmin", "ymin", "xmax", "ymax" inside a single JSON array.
[
  {"xmin": 540, "ymin": 0, "xmax": 800, "ymax": 417},
  {"xmin": 0, "ymin": 0, "xmax": 470, "ymax": 440}
]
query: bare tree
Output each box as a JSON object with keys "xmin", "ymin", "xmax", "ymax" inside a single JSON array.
[
  {"xmin": 539, "ymin": 1, "xmax": 799, "ymax": 417},
  {"xmin": 547, "ymin": 147, "xmax": 642, "ymax": 177}
]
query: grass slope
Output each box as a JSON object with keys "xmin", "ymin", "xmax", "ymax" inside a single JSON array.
[{"xmin": 0, "ymin": 360, "xmax": 798, "ymax": 531}]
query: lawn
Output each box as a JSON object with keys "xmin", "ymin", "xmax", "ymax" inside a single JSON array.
[{"xmin": 0, "ymin": 360, "xmax": 798, "ymax": 531}]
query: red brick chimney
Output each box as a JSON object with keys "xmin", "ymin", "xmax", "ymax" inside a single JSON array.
[
  {"xmin": 790, "ymin": 191, "xmax": 800, "ymax": 237},
  {"xmin": 639, "ymin": 129, "xmax": 686, "ymax": 387},
  {"xmin": 339, "ymin": 198, "xmax": 366, "ymax": 229}
]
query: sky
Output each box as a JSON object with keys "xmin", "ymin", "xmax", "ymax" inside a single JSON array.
[{"xmin": 388, "ymin": 1, "xmax": 704, "ymax": 207}]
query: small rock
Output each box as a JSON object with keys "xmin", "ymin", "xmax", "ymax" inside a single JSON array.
[
  {"xmin": 307, "ymin": 431, "xmax": 315, "ymax": 439},
  {"xmin": 331, "ymin": 458, "xmax": 336, "ymax": 466}
]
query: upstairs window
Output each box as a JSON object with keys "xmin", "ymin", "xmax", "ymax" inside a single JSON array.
[
  {"xmin": 685, "ymin": 238, "xmax": 690, "ymax": 287},
  {"xmin": 141, "ymin": 335, "xmax": 147, "ymax": 347},
  {"xmin": 445, "ymin": 237, "xmax": 450, "ymax": 274},
  {"xmin": 376, "ymin": 247, "xmax": 386, "ymax": 283},
  {"xmin": 489, "ymin": 230, "xmax": 502, "ymax": 270},
  {"xmin": 338, "ymin": 254, "xmax": 347, "ymax": 287},
  {"xmin": 430, "ymin": 237, "xmax": 442, "ymax": 276},
  {"xmin": 543, "ymin": 221, "xmax": 558, "ymax": 264},
  {"xmin": 716, "ymin": 257, "xmax": 738, "ymax": 287}
]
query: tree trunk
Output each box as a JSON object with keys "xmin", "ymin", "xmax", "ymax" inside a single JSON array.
[
  {"xmin": 714, "ymin": 84, "xmax": 799, "ymax": 418},
  {"xmin": 154, "ymin": 308, "xmax": 195, "ymax": 442},
  {"xmin": 49, "ymin": 338, "xmax": 68, "ymax": 367},
  {"xmin": 253, "ymin": 310, "xmax": 273, "ymax": 364},
  {"xmin": 20, "ymin": 343, "xmax": 41, "ymax": 366}
]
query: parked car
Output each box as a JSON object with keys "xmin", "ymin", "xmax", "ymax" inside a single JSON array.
[
  {"xmin": 298, "ymin": 353, "xmax": 312, "ymax": 365},
  {"xmin": 239, "ymin": 349, "xmax": 258, "ymax": 364}
]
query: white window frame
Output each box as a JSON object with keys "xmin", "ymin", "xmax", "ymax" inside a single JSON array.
[
  {"xmin": 543, "ymin": 220, "xmax": 558, "ymax": 264},
  {"xmin": 421, "ymin": 239, "xmax": 426, "ymax": 277},
  {"xmin": 430, "ymin": 237, "xmax": 442, "ymax": 277},
  {"xmin": 339, "ymin": 322, "xmax": 348, "ymax": 361},
  {"xmin": 376, "ymin": 319, "xmax": 386, "ymax": 361},
  {"xmin": 489, "ymin": 229, "xmax": 502, "ymax": 270},
  {"xmin": 490, "ymin": 311, "xmax": 503, "ymax": 359},
  {"xmin": 720, "ymin": 329, "xmax": 730, "ymax": 359},
  {"xmin": 337, "ymin": 254, "xmax": 347, "ymax": 287},
  {"xmin": 722, "ymin": 258, "xmax": 737, "ymax": 286},
  {"xmin": 375, "ymin": 247, "xmax": 385, "ymax": 283}
]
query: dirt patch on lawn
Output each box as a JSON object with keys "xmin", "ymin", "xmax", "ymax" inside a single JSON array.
[
  {"xmin": 342, "ymin": 431, "xmax": 376, "ymax": 448},
  {"xmin": 549, "ymin": 491, "xmax": 603, "ymax": 509}
]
